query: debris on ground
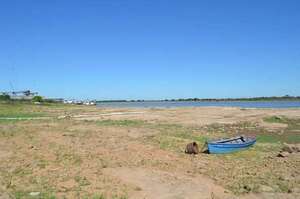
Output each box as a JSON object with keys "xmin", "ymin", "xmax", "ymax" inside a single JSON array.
[
  {"xmin": 277, "ymin": 143, "xmax": 300, "ymax": 157},
  {"xmin": 57, "ymin": 115, "xmax": 72, "ymax": 119},
  {"xmin": 185, "ymin": 142, "xmax": 199, "ymax": 154},
  {"xmin": 282, "ymin": 143, "xmax": 300, "ymax": 153}
]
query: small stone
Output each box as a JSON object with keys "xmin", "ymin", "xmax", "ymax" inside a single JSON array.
[
  {"xmin": 260, "ymin": 185, "xmax": 274, "ymax": 192},
  {"xmin": 282, "ymin": 143, "xmax": 300, "ymax": 153},
  {"xmin": 278, "ymin": 176, "xmax": 284, "ymax": 181},
  {"xmin": 282, "ymin": 143, "xmax": 294, "ymax": 153},
  {"xmin": 277, "ymin": 151, "xmax": 290, "ymax": 158},
  {"xmin": 29, "ymin": 192, "xmax": 40, "ymax": 196},
  {"xmin": 58, "ymin": 115, "xmax": 71, "ymax": 119},
  {"xmin": 243, "ymin": 185, "xmax": 252, "ymax": 193},
  {"xmin": 291, "ymin": 145, "xmax": 300, "ymax": 152},
  {"xmin": 28, "ymin": 145, "xmax": 38, "ymax": 150}
]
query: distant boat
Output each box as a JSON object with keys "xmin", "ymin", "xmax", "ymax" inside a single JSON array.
[{"xmin": 207, "ymin": 136, "xmax": 256, "ymax": 154}]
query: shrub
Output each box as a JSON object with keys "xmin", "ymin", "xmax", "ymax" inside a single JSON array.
[
  {"xmin": 32, "ymin": 96, "xmax": 43, "ymax": 102},
  {"xmin": 0, "ymin": 94, "xmax": 10, "ymax": 101}
]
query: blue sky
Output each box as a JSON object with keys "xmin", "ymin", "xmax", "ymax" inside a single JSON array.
[{"xmin": 0, "ymin": 0, "xmax": 299, "ymax": 100}]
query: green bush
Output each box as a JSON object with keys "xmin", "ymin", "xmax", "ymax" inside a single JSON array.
[
  {"xmin": 0, "ymin": 94, "xmax": 10, "ymax": 101},
  {"xmin": 32, "ymin": 96, "xmax": 43, "ymax": 102}
]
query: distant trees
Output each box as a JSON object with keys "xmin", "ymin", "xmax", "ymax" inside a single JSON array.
[
  {"xmin": 0, "ymin": 94, "xmax": 47, "ymax": 103},
  {"xmin": 162, "ymin": 96, "xmax": 300, "ymax": 102},
  {"xmin": 0, "ymin": 94, "xmax": 10, "ymax": 101}
]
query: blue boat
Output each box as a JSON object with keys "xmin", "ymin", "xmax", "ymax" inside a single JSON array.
[{"xmin": 207, "ymin": 136, "xmax": 256, "ymax": 154}]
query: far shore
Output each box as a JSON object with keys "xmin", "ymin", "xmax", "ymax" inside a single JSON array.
[{"xmin": 96, "ymin": 95, "xmax": 300, "ymax": 103}]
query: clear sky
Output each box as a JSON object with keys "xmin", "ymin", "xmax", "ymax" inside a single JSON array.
[{"xmin": 0, "ymin": 0, "xmax": 299, "ymax": 100}]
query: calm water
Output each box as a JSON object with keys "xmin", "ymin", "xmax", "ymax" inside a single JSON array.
[{"xmin": 97, "ymin": 101, "xmax": 300, "ymax": 108}]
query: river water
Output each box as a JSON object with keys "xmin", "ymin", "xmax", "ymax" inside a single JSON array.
[{"xmin": 97, "ymin": 101, "xmax": 300, "ymax": 108}]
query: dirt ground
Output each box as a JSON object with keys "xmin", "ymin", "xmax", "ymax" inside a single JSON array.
[{"xmin": 0, "ymin": 104, "xmax": 299, "ymax": 199}]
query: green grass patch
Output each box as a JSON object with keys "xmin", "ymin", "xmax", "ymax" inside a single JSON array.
[
  {"xmin": 91, "ymin": 194, "xmax": 105, "ymax": 199},
  {"xmin": 257, "ymin": 134, "xmax": 300, "ymax": 144},
  {"xmin": 257, "ymin": 134, "xmax": 281, "ymax": 143},
  {"xmin": 74, "ymin": 176, "xmax": 91, "ymax": 186},
  {"xmin": 260, "ymin": 116, "xmax": 300, "ymax": 143},
  {"xmin": 13, "ymin": 191, "xmax": 56, "ymax": 199},
  {"xmin": 221, "ymin": 146, "xmax": 260, "ymax": 160},
  {"xmin": 264, "ymin": 116, "xmax": 300, "ymax": 131},
  {"xmin": 12, "ymin": 167, "xmax": 33, "ymax": 178},
  {"xmin": 155, "ymin": 136, "xmax": 186, "ymax": 151},
  {"xmin": 54, "ymin": 147, "xmax": 82, "ymax": 166},
  {"xmin": 263, "ymin": 116, "xmax": 288, "ymax": 124},
  {"xmin": 0, "ymin": 103, "xmax": 47, "ymax": 119},
  {"xmin": 146, "ymin": 123, "xmax": 208, "ymax": 152},
  {"xmin": 0, "ymin": 113, "xmax": 45, "ymax": 118},
  {"xmin": 172, "ymin": 131, "xmax": 207, "ymax": 143},
  {"xmin": 280, "ymin": 134, "xmax": 300, "ymax": 143},
  {"xmin": 154, "ymin": 134, "xmax": 207, "ymax": 152},
  {"xmin": 82, "ymin": 194, "xmax": 127, "ymax": 199}
]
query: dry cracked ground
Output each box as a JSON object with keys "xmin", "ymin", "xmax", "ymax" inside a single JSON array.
[{"xmin": 0, "ymin": 103, "xmax": 300, "ymax": 199}]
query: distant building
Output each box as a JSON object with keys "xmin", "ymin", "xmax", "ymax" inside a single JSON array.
[{"xmin": 63, "ymin": 99, "xmax": 96, "ymax": 105}]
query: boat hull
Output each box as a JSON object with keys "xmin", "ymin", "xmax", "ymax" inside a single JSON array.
[{"xmin": 207, "ymin": 138, "xmax": 256, "ymax": 154}]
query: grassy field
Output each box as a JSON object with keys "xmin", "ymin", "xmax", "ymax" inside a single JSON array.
[
  {"xmin": 0, "ymin": 103, "xmax": 46, "ymax": 118},
  {"xmin": 0, "ymin": 102, "xmax": 299, "ymax": 198}
]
